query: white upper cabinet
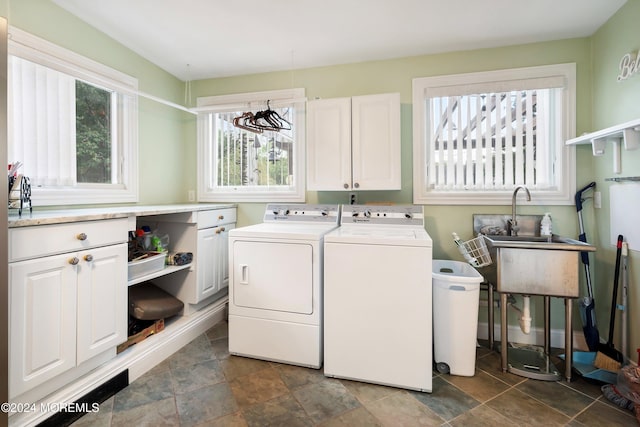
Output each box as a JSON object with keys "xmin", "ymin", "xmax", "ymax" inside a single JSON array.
[{"xmin": 307, "ymin": 93, "xmax": 401, "ymax": 191}]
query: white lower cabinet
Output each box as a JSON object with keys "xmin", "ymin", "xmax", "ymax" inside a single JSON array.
[
  {"xmin": 8, "ymin": 219, "xmax": 128, "ymax": 399},
  {"xmin": 197, "ymin": 224, "xmax": 233, "ymax": 301}
]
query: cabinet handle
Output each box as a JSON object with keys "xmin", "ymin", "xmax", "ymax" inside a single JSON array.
[
  {"xmin": 69, "ymin": 257, "xmax": 80, "ymax": 265},
  {"xmin": 215, "ymin": 226, "xmax": 226, "ymax": 234},
  {"xmin": 218, "ymin": 215, "xmax": 224, "ymax": 220},
  {"xmin": 343, "ymin": 183, "xmax": 349, "ymax": 189},
  {"xmin": 77, "ymin": 233, "xmax": 87, "ymax": 241},
  {"xmin": 354, "ymin": 182, "xmax": 360, "ymax": 188},
  {"xmin": 84, "ymin": 254, "xmax": 94, "ymax": 262}
]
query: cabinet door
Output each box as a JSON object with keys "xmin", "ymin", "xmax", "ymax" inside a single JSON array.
[
  {"xmin": 9, "ymin": 254, "xmax": 77, "ymax": 398},
  {"xmin": 307, "ymin": 97, "xmax": 352, "ymax": 190},
  {"xmin": 76, "ymin": 243, "xmax": 127, "ymax": 364},
  {"xmin": 351, "ymin": 93, "xmax": 401, "ymax": 190},
  {"xmin": 215, "ymin": 223, "xmax": 235, "ymax": 291},
  {"xmin": 197, "ymin": 227, "xmax": 218, "ymax": 301},
  {"xmin": 198, "ymin": 223, "xmax": 236, "ymax": 302}
]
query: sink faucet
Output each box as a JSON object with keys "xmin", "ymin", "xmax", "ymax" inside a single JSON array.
[{"xmin": 510, "ymin": 186, "xmax": 531, "ymax": 236}]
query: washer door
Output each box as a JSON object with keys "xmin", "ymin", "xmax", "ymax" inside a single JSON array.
[{"xmin": 232, "ymin": 241, "xmax": 313, "ymax": 314}]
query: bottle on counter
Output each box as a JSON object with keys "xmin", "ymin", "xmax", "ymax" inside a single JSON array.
[{"xmin": 540, "ymin": 213, "xmax": 553, "ymax": 237}]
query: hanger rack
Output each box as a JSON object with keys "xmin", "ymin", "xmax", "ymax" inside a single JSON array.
[{"xmin": 232, "ymin": 100, "xmax": 292, "ymax": 134}]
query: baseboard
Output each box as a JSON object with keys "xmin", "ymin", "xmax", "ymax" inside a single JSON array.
[
  {"xmin": 477, "ymin": 320, "xmax": 588, "ymax": 351},
  {"xmin": 10, "ymin": 297, "xmax": 228, "ymax": 427}
]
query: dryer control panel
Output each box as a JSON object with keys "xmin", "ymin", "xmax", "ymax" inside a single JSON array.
[
  {"xmin": 264, "ymin": 204, "xmax": 340, "ymax": 224},
  {"xmin": 342, "ymin": 204, "xmax": 424, "ymax": 226}
]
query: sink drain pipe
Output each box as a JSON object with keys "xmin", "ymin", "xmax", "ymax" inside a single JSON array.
[{"xmin": 507, "ymin": 294, "xmax": 532, "ymax": 334}]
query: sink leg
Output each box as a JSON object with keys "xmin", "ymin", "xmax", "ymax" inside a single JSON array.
[
  {"xmin": 500, "ymin": 292, "xmax": 508, "ymax": 372},
  {"xmin": 565, "ymin": 298, "xmax": 573, "ymax": 382},
  {"xmin": 544, "ymin": 296, "xmax": 550, "ymax": 355},
  {"xmin": 488, "ymin": 283, "xmax": 494, "ymax": 350}
]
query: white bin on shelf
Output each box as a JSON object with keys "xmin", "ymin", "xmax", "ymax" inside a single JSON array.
[{"xmin": 433, "ymin": 259, "xmax": 484, "ymax": 376}]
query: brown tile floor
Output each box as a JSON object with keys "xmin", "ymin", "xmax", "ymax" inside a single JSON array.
[{"xmin": 71, "ymin": 321, "xmax": 638, "ymax": 426}]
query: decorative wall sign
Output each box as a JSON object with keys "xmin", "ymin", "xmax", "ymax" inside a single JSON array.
[{"xmin": 618, "ymin": 50, "xmax": 640, "ymax": 81}]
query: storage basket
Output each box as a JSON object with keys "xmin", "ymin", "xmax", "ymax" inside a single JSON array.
[
  {"xmin": 127, "ymin": 251, "xmax": 166, "ymax": 281},
  {"xmin": 457, "ymin": 235, "xmax": 492, "ymax": 268}
]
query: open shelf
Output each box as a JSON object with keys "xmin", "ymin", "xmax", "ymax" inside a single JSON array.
[
  {"xmin": 566, "ymin": 118, "xmax": 640, "ymax": 173},
  {"xmin": 128, "ymin": 264, "xmax": 191, "ymax": 287}
]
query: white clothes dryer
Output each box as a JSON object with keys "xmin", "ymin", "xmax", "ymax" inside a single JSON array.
[
  {"xmin": 323, "ymin": 205, "xmax": 433, "ymax": 392},
  {"xmin": 228, "ymin": 204, "xmax": 340, "ymax": 368}
]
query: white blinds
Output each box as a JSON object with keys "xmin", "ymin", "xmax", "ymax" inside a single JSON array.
[
  {"xmin": 9, "ymin": 56, "xmax": 77, "ymax": 186},
  {"xmin": 211, "ymin": 110, "xmax": 293, "ymax": 189},
  {"xmin": 428, "ymin": 88, "xmax": 558, "ymax": 191}
]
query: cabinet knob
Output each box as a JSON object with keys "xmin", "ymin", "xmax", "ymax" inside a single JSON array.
[
  {"xmin": 343, "ymin": 183, "xmax": 349, "ymax": 189},
  {"xmin": 69, "ymin": 257, "xmax": 80, "ymax": 265},
  {"xmin": 218, "ymin": 215, "xmax": 224, "ymax": 220},
  {"xmin": 84, "ymin": 254, "xmax": 94, "ymax": 262},
  {"xmin": 354, "ymin": 182, "xmax": 360, "ymax": 189},
  {"xmin": 215, "ymin": 227, "xmax": 226, "ymax": 234},
  {"xmin": 77, "ymin": 233, "xmax": 87, "ymax": 241}
]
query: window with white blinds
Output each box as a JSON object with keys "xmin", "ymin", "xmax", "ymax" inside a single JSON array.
[
  {"xmin": 196, "ymin": 89, "xmax": 305, "ymax": 202},
  {"xmin": 8, "ymin": 27, "xmax": 138, "ymax": 205},
  {"xmin": 412, "ymin": 64, "xmax": 576, "ymax": 205}
]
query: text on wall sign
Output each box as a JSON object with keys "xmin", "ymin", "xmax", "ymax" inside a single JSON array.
[{"xmin": 618, "ymin": 50, "xmax": 640, "ymax": 81}]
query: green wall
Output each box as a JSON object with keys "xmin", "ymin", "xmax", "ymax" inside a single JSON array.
[
  {"xmin": 4, "ymin": 0, "xmax": 195, "ymax": 205},
  {"xmin": 4, "ymin": 0, "xmax": 639, "ymax": 356},
  {"xmin": 193, "ymin": 39, "xmax": 594, "ymax": 333},
  {"xmin": 589, "ymin": 0, "xmax": 640, "ymax": 361}
]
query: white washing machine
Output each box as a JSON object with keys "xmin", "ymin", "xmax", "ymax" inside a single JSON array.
[
  {"xmin": 228, "ymin": 204, "xmax": 340, "ymax": 368},
  {"xmin": 323, "ymin": 205, "xmax": 433, "ymax": 392}
]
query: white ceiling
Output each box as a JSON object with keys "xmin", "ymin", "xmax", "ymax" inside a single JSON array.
[{"xmin": 52, "ymin": 0, "xmax": 626, "ymax": 81}]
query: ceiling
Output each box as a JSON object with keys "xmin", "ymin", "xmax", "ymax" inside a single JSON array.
[{"xmin": 51, "ymin": 0, "xmax": 627, "ymax": 82}]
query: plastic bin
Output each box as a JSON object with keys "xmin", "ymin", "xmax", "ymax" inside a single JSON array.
[{"xmin": 433, "ymin": 259, "xmax": 484, "ymax": 376}]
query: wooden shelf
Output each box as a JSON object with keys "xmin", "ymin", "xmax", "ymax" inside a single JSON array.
[{"xmin": 566, "ymin": 118, "xmax": 640, "ymax": 173}]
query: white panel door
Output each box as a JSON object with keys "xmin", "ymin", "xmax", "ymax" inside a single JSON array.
[
  {"xmin": 197, "ymin": 227, "xmax": 217, "ymax": 301},
  {"xmin": 76, "ymin": 243, "xmax": 127, "ymax": 364},
  {"xmin": 9, "ymin": 253, "xmax": 77, "ymax": 397},
  {"xmin": 306, "ymin": 97, "xmax": 352, "ymax": 190},
  {"xmin": 233, "ymin": 241, "xmax": 313, "ymax": 314},
  {"xmin": 352, "ymin": 93, "xmax": 401, "ymax": 190}
]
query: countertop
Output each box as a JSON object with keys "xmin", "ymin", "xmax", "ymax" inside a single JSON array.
[{"xmin": 8, "ymin": 203, "xmax": 236, "ymax": 228}]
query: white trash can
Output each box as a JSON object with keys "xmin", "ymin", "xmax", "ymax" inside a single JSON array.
[{"xmin": 433, "ymin": 259, "xmax": 484, "ymax": 376}]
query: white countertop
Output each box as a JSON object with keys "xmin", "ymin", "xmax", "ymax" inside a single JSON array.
[{"xmin": 8, "ymin": 203, "xmax": 236, "ymax": 228}]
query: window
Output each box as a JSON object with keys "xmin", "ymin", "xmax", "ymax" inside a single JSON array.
[
  {"xmin": 197, "ymin": 89, "xmax": 306, "ymax": 202},
  {"xmin": 8, "ymin": 27, "xmax": 138, "ymax": 205},
  {"xmin": 412, "ymin": 64, "xmax": 576, "ymax": 205}
]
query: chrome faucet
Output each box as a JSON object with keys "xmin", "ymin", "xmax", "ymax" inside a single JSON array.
[{"xmin": 510, "ymin": 186, "xmax": 531, "ymax": 236}]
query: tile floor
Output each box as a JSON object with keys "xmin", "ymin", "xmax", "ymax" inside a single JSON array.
[{"xmin": 71, "ymin": 320, "xmax": 637, "ymax": 426}]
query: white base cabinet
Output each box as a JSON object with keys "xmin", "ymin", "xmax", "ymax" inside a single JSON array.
[
  {"xmin": 9, "ymin": 219, "xmax": 128, "ymax": 400},
  {"xmin": 307, "ymin": 93, "xmax": 401, "ymax": 191}
]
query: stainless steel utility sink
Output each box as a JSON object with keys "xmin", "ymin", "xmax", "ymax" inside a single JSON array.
[
  {"xmin": 484, "ymin": 234, "xmax": 595, "ymax": 297},
  {"xmin": 484, "ymin": 234, "xmax": 595, "ymax": 251}
]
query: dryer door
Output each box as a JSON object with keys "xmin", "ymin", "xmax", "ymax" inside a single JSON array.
[{"xmin": 232, "ymin": 241, "xmax": 313, "ymax": 314}]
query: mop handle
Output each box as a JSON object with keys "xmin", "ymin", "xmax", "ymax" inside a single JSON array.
[{"xmin": 608, "ymin": 235, "xmax": 623, "ymax": 345}]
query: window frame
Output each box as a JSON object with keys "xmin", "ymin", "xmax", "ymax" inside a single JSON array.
[
  {"xmin": 8, "ymin": 27, "xmax": 138, "ymax": 206},
  {"xmin": 412, "ymin": 64, "xmax": 576, "ymax": 205},
  {"xmin": 196, "ymin": 88, "xmax": 306, "ymax": 203}
]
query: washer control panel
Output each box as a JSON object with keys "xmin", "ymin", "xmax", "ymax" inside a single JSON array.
[
  {"xmin": 342, "ymin": 205, "xmax": 424, "ymax": 226},
  {"xmin": 264, "ymin": 204, "xmax": 340, "ymax": 223}
]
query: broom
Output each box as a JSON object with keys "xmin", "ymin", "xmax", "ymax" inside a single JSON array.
[{"xmin": 594, "ymin": 234, "xmax": 625, "ymax": 371}]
